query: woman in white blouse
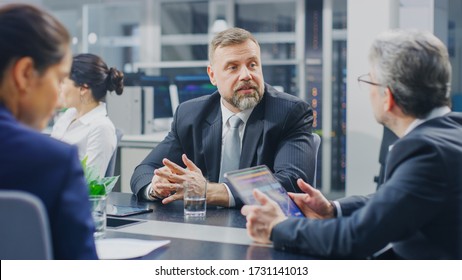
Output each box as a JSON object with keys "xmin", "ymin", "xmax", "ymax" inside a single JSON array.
[{"xmin": 52, "ymin": 53, "xmax": 124, "ymax": 177}]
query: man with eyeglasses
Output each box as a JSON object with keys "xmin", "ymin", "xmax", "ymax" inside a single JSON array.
[{"xmin": 242, "ymin": 29, "xmax": 462, "ymax": 259}]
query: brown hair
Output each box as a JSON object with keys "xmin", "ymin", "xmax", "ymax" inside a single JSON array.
[
  {"xmin": 70, "ymin": 53, "xmax": 124, "ymax": 101},
  {"xmin": 208, "ymin": 27, "xmax": 259, "ymax": 64},
  {"xmin": 0, "ymin": 4, "xmax": 70, "ymax": 81}
]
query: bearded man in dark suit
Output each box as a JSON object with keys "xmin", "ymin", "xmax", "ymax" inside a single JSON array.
[{"xmin": 131, "ymin": 27, "xmax": 315, "ymax": 208}]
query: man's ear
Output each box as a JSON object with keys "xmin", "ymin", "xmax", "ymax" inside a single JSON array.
[
  {"xmin": 207, "ymin": 65, "xmax": 216, "ymax": 86},
  {"xmin": 12, "ymin": 57, "xmax": 36, "ymax": 95},
  {"xmin": 383, "ymin": 87, "xmax": 395, "ymax": 112}
]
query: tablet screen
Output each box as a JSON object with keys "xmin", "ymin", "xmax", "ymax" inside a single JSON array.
[{"xmin": 225, "ymin": 165, "xmax": 304, "ymax": 217}]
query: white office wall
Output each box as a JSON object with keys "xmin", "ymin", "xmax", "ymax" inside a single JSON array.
[
  {"xmin": 448, "ymin": 0, "xmax": 462, "ymax": 94},
  {"xmin": 346, "ymin": 0, "xmax": 453, "ymax": 196},
  {"xmin": 345, "ymin": 0, "xmax": 399, "ymax": 196},
  {"xmin": 399, "ymin": 0, "xmax": 448, "ymax": 44}
]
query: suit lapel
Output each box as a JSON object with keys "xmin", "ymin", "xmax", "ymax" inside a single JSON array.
[
  {"xmin": 383, "ymin": 143, "xmax": 398, "ymax": 182},
  {"xmin": 203, "ymin": 105, "xmax": 222, "ymax": 182}
]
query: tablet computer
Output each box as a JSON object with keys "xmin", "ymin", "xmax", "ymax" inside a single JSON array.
[
  {"xmin": 224, "ymin": 165, "xmax": 304, "ymax": 217},
  {"xmin": 106, "ymin": 218, "xmax": 144, "ymax": 229},
  {"xmin": 107, "ymin": 205, "xmax": 153, "ymax": 217}
]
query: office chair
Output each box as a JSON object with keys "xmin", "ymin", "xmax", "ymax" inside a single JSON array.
[
  {"xmin": 105, "ymin": 128, "xmax": 124, "ymax": 177},
  {"xmin": 311, "ymin": 133, "xmax": 321, "ymax": 188},
  {"xmin": 0, "ymin": 190, "xmax": 53, "ymax": 260}
]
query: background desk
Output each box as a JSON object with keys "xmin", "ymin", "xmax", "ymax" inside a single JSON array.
[
  {"xmin": 105, "ymin": 192, "xmax": 312, "ymax": 260},
  {"xmin": 117, "ymin": 132, "xmax": 168, "ymax": 193}
]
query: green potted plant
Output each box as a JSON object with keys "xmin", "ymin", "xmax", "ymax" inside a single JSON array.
[
  {"xmin": 81, "ymin": 156, "xmax": 119, "ymax": 238},
  {"xmin": 81, "ymin": 156, "xmax": 119, "ymax": 196}
]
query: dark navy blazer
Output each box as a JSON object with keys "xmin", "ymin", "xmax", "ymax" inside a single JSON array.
[
  {"xmin": 272, "ymin": 113, "xmax": 462, "ymax": 259},
  {"xmin": 0, "ymin": 104, "xmax": 97, "ymax": 259}
]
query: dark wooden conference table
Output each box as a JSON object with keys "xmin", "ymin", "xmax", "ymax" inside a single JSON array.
[{"xmin": 105, "ymin": 192, "xmax": 313, "ymax": 260}]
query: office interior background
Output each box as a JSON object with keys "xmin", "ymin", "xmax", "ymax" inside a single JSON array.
[{"xmin": 3, "ymin": 0, "xmax": 461, "ymax": 199}]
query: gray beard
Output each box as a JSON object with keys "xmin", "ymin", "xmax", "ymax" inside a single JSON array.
[{"xmin": 227, "ymin": 90, "xmax": 263, "ymax": 111}]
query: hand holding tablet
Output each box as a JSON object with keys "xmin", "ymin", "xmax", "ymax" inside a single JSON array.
[{"xmin": 224, "ymin": 165, "xmax": 304, "ymax": 217}]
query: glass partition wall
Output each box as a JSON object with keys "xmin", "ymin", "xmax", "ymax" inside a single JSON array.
[
  {"xmin": 40, "ymin": 0, "xmax": 341, "ymax": 196},
  {"xmin": 32, "ymin": 0, "xmax": 462, "ymax": 198}
]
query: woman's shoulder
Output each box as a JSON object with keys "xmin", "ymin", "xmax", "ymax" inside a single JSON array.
[
  {"xmin": 90, "ymin": 114, "xmax": 115, "ymax": 131},
  {"xmin": 87, "ymin": 116, "xmax": 116, "ymax": 144}
]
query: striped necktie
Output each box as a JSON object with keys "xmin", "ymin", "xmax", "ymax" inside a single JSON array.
[{"xmin": 219, "ymin": 115, "xmax": 243, "ymax": 182}]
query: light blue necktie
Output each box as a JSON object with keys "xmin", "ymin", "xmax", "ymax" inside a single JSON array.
[{"xmin": 219, "ymin": 115, "xmax": 243, "ymax": 182}]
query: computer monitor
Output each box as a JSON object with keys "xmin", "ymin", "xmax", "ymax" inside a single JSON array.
[
  {"xmin": 174, "ymin": 75, "xmax": 216, "ymax": 104},
  {"xmin": 140, "ymin": 75, "xmax": 174, "ymax": 133},
  {"xmin": 122, "ymin": 72, "xmax": 144, "ymax": 86}
]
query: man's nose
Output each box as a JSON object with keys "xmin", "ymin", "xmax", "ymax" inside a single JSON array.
[{"xmin": 239, "ymin": 67, "xmax": 252, "ymax": 80}]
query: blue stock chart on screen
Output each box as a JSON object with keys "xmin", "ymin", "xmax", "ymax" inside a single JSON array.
[
  {"xmin": 175, "ymin": 75, "xmax": 216, "ymax": 104},
  {"xmin": 140, "ymin": 75, "xmax": 173, "ymax": 119}
]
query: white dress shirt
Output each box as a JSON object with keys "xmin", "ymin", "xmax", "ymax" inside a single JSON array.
[{"xmin": 51, "ymin": 102, "xmax": 116, "ymax": 177}]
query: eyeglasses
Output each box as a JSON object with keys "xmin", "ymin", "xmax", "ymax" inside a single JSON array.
[{"xmin": 357, "ymin": 73, "xmax": 387, "ymax": 93}]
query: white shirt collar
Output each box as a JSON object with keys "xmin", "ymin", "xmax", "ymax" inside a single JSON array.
[
  {"xmin": 220, "ymin": 98, "xmax": 253, "ymax": 125},
  {"xmin": 403, "ymin": 106, "xmax": 451, "ymax": 136},
  {"xmin": 78, "ymin": 102, "xmax": 108, "ymax": 125}
]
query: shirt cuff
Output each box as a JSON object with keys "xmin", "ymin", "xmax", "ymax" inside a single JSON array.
[
  {"xmin": 222, "ymin": 183, "xmax": 235, "ymax": 207},
  {"xmin": 144, "ymin": 183, "xmax": 159, "ymax": 201},
  {"xmin": 332, "ymin": 200, "xmax": 343, "ymax": 217}
]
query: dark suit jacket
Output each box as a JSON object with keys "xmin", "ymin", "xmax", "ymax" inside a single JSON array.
[
  {"xmin": 272, "ymin": 112, "xmax": 462, "ymax": 259},
  {"xmin": 131, "ymin": 84, "xmax": 315, "ymax": 203},
  {"xmin": 0, "ymin": 104, "xmax": 97, "ymax": 260}
]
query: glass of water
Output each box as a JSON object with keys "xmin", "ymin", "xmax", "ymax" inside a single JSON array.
[
  {"xmin": 183, "ymin": 181, "xmax": 207, "ymax": 216},
  {"xmin": 89, "ymin": 195, "xmax": 107, "ymax": 239}
]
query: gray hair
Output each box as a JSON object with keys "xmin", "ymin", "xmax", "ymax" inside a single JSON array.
[
  {"xmin": 369, "ymin": 29, "xmax": 451, "ymax": 118},
  {"xmin": 208, "ymin": 27, "xmax": 259, "ymax": 64}
]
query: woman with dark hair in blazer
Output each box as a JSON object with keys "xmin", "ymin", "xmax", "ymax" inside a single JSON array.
[
  {"xmin": 0, "ymin": 4, "xmax": 97, "ymax": 259},
  {"xmin": 51, "ymin": 53, "xmax": 124, "ymax": 177}
]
